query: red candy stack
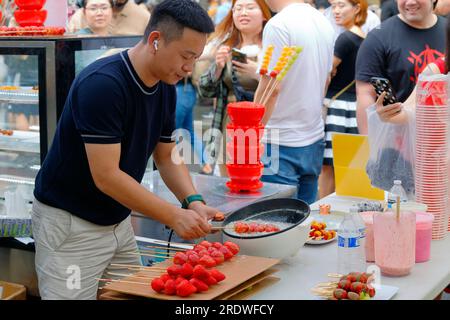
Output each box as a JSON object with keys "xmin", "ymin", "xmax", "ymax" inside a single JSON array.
[
  {"xmin": 225, "ymin": 101, "xmax": 265, "ymax": 192},
  {"xmin": 14, "ymin": 0, "xmax": 47, "ymax": 27}
]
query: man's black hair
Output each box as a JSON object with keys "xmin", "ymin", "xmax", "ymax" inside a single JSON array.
[{"xmin": 143, "ymin": 0, "xmax": 215, "ymax": 43}]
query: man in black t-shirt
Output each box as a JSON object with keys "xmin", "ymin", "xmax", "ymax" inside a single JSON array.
[
  {"xmin": 355, "ymin": 0, "xmax": 446, "ymax": 133},
  {"xmin": 32, "ymin": 0, "xmax": 217, "ymax": 300}
]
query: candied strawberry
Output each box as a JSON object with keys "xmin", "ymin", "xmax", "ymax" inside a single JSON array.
[
  {"xmin": 256, "ymin": 224, "xmax": 266, "ymax": 232},
  {"xmin": 199, "ymin": 240, "xmax": 212, "ymax": 248},
  {"xmin": 207, "ymin": 247, "xmax": 218, "ymax": 254},
  {"xmin": 210, "ymin": 250, "xmax": 225, "ymax": 265},
  {"xmin": 160, "ymin": 273, "xmax": 172, "ymax": 283},
  {"xmin": 193, "ymin": 265, "xmax": 210, "ymax": 280},
  {"xmin": 151, "ymin": 278, "xmax": 165, "ymax": 293},
  {"xmin": 224, "ymin": 242, "xmax": 240, "ymax": 255},
  {"xmin": 204, "ymin": 276, "xmax": 218, "ymax": 286},
  {"xmin": 185, "ymin": 250, "xmax": 197, "ymax": 256},
  {"xmin": 248, "ymin": 223, "xmax": 258, "ymax": 233},
  {"xmin": 190, "ymin": 278, "xmax": 209, "ymax": 292},
  {"xmin": 176, "ymin": 281, "xmax": 197, "ymax": 297},
  {"xmin": 179, "ymin": 263, "xmax": 194, "ymax": 278},
  {"xmin": 219, "ymin": 246, "xmax": 234, "ymax": 260},
  {"xmin": 175, "ymin": 276, "xmax": 187, "ymax": 286},
  {"xmin": 187, "ymin": 253, "xmax": 200, "ymax": 266},
  {"xmin": 164, "ymin": 279, "xmax": 176, "ymax": 295},
  {"xmin": 193, "ymin": 244, "xmax": 207, "ymax": 252},
  {"xmin": 210, "ymin": 269, "xmax": 226, "ymax": 282},
  {"xmin": 212, "ymin": 242, "xmax": 223, "ymax": 249},
  {"xmin": 198, "ymin": 255, "xmax": 217, "ymax": 268},
  {"xmin": 167, "ymin": 264, "xmax": 182, "ymax": 277},
  {"xmin": 173, "ymin": 252, "xmax": 188, "ymax": 265}
]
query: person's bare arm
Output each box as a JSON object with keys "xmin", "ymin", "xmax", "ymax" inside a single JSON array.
[
  {"xmin": 84, "ymin": 143, "xmax": 211, "ymax": 239},
  {"xmin": 324, "ymin": 56, "xmax": 342, "ymax": 97},
  {"xmin": 356, "ymin": 80, "xmax": 377, "ymax": 134},
  {"xmin": 153, "ymin": 142, "xmax": 220, "ymax": 220}
]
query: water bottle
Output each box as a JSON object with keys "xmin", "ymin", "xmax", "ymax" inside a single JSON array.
[
  {"xmin": 337, "ymin": 211, "xmax": 365, "ymax": 275},
  {"xmin": 387, "ymin": 180, "xmax": 408, "ymax": 209},
  {"xmin": 350, "ymin": 206, "xmax": 366, "ymax": 261}
]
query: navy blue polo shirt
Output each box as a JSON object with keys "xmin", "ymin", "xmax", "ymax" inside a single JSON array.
[{"xmin": 34, "ymin": 50, "xmax": 176, "ymax": 226}]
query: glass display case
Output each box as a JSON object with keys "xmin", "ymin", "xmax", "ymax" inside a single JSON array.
[{"xmin": 0, "ymin": 35, "xmax": 141, "ymax": 201}]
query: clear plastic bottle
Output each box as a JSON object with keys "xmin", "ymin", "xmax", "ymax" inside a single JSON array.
[
  {"xmin": 337, "ymin": 211, "xmax": 365, "ymax": 275},
  {"xmin": 387, "ymin": 180, "xmax": 408, "ymax": 209},
  {"xmin": 350, "ymin": 206, "xmax": 366, "ymax": 261}
]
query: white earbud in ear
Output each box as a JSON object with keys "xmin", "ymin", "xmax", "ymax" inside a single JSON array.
[{"xmin": 153, "ymin": 40, "xmax": 159, "ymax": 51}]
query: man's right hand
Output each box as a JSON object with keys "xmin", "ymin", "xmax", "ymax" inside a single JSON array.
[{"xmin": 169, "ymin": 208, "xmax": 212, "ymax": 240}]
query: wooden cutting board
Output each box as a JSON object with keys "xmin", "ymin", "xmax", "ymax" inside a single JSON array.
[{"xmin": 103, "ymin": 255, "xmax": 280, "ymax": 300}]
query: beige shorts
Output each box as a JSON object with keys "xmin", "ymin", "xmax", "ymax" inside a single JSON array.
[{"xmin": 31, "ymin": 198, "xmax": 141, "ymax": 300}]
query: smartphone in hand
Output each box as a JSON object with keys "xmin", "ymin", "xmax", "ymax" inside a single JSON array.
[
  {"xmin": 231, "ymin": 48, "xmax": 247, "ymax": 64},
  {"xmin": 370, "ymin": 77, "xmax": 397, "ymax": 106}
]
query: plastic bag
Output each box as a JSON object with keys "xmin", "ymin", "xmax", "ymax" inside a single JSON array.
[{"xmin": 366, "ymin": 105, "xmax": 416, "ymax": 197}]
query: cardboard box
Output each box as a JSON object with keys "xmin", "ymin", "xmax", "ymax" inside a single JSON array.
[{"xmin": 0, "ymin": 281, "xmax": 26, "ymax": 300}]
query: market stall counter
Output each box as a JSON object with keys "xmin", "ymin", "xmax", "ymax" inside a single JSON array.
[{"xmin": 246, "ymin": 194, "xmax": 450, "ymax": 300}]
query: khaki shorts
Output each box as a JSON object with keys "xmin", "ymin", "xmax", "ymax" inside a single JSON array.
[{"xmin": 31, "ymin": 199, "xmax": 141, "ymax": 300}]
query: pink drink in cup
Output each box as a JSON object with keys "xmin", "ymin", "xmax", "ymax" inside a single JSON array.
[
  {"xmin": 360, "ymin": 211, "xmax": 375, "ymax": 262},
  {"xmin": 415, "ymin": 212, "xmax": 434, "ymax": 263},
  {"xmin": 373, "ymin": 211, "xmax": 416, "ymax": 276}
]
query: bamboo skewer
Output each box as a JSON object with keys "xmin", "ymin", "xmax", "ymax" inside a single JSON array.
[
  {"xmin": 106, "ymin": 272, "xmax": 158, "ymax": 279},
  {"xmin": 145, "ymin": 245, "xmax": 187, "ymax": 252},
  {"xmin": 149, "ymin": 239, "xmax": 194, "ymax": 248},
  {"xmin": 109, "ymin": 263, "xmax": 166, "ymax": 271},
  {"xmin": 96, "ymin": 278, "xmax": 150, "ymax": 285},
  {"xmin": 132, "ymin": 252, "xmax": 171, "ymax": 259}
]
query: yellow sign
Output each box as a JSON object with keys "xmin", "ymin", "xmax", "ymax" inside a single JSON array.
[{"xmin": 332, "ymin": 133, "xmax": 384, "ymax": 200}]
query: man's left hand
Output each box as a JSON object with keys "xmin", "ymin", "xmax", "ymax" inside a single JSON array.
[{"xmin": 188, "ymin": 201, "xmax": 221, "ymax": 221}]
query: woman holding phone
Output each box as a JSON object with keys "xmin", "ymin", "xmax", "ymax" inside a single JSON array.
[
  {"xmin": 318, "ymin": 0, "xmax": 368, "ymax": 198},
  {"xmin": 196, "ymin": 0, "xmax": 272, "ymax": 176}
]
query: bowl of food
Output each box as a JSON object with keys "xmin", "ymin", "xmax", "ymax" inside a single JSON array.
[{"xmin": 221, "ymin": 198, "xmax": 313, "ymax": 259}]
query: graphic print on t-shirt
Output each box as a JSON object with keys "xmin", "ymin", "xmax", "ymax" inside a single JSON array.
[{"xmin": 408, "ymin": 45, "xmax": 444, "ymax": 83}]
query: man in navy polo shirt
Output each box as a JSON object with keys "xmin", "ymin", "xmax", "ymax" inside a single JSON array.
[{"xmin": 32, "ymin": 0, "xmax": 217, "ymax": 300}]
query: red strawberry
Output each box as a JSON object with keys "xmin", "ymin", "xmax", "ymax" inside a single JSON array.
[
  {"xmin": 248, "ymin": 223, "xmax": 258, "ymax": 233},
  {"xmin": 204, "ymin": 275, "xmax": 218, "ymax": 286},
  {"xmin": 167, "ymin": 264, "xmax": 182, "ymax": 277},
  {"xmin": 193, "ymin": 244, "xmax": 207, "ymax": 252},
  {"xmin": 164, "ymin": 279, "xmax": 176, "ymax": 295},
  {"xmin": 210, "ymin": 250, "xmax": 225, "ymax": 265},
  {"xmin": 212, "ymin": 242, "xmax": 223, "ymax": 249},
  {"xmin": 256, "ymin": 224, "xmax": 266, "ymax": 232},
  {"xmin": 210, "ymin": 269, "xmax": 226, "ymax": 282},
  {"xmin": 224, "ymin": 242, "xmax": 240, "ymax": 255},
  {"xmin": 333, "ymin": 288, "xmax": 348, "ymax": 300},
  {"xmin": 198, "ymin": 255, "xmax": 217, "ymax": 268},
  {"xmin": 350, "ymin": 282, "xmax": 367, "ymax": 294},
  {"xmin": 176, "ymin": 280, "xmax": 197, "ymax": 297},
  {"xmin": 189, "ymin": 278, "xmax": 209, "ymax": 292},
  {"xmin": 185, "ymin": 250, "xmax": 197, "ymax": 256},
  {"xmin": 151, "ymin": 278, "xmax": 165, "ymax": 293},
  {"xmin": 173, "ymin": 252, "xmax": 188, "ymax": 265},
  {"xmin": 193, "ymin": 265, "xmax": 210, "ymax": 280},
  {"xmin": 207, "ymin": 247, "xmax": 218, "ymax": 254},
  {"xmin": 219, "ymin": 246, "xmax": 234, "ymax": 260},
  {"xmin": 368, "ymin": 286, "xmax": 376, "ymax": 297},
  {"xmin": 179, "ymin": 263, "xmax": 194, "ymax": 278},
  {"xmin": 187, "ymin": 253, "xmax": 200, "ymax": 266},
  {"xmin": 175, "ymin": 276, "xmax": 187, "ymax": 286},
  {"xmin": 160, "ymin": 273, "xmax": 172, "ymax": 283},
  {"xmin": 338, "ymin": 280, "xmax": 352, "ymax": 291},
  {"xmin": 199, "ymin": 240, "xmax": 212, "ymax": 248}
]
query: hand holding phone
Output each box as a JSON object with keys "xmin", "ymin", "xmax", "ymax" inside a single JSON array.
[
  {"xmin": 231, "ymin": 48, "xmax": 247, "ymax": 64},
  {"xmin": 370, "ymin": 77, "xmax": 397, "ymax": 106}
]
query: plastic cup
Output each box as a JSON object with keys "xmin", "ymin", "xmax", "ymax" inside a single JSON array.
[
  {"xmin": 360, "ymin": 211, "xmax": 375, "ymax": 262},
  {"xmin": 415, "ymin": 212, "xmax": 434, "ymax": 263},
  {"xmin": 373, "ymin": 211, "xmax": 416, "ymax": 276}
]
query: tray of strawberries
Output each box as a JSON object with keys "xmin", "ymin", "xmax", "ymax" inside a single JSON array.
[
  {"xmin": 102, "ymin": 240, "xmax": 280, "ymax": 300},
  {"xmin": 0, "ymin": 26, "xmax": 65, "ymax": 36}
]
